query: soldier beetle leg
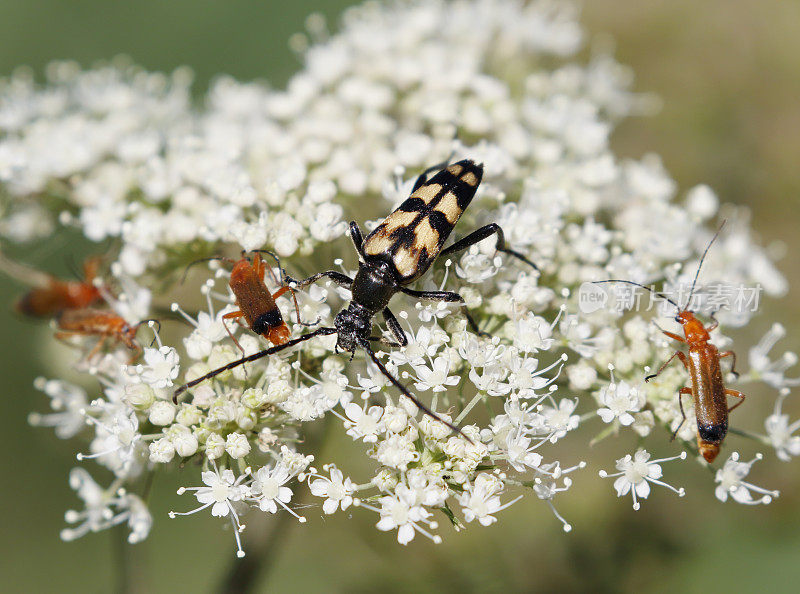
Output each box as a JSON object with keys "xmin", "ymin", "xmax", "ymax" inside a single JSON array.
[
  {"xmin": 671, "ymin": 387, "xmax": 694, "ymax": 441},
  {"xmin": 646, "ymin": 350, "xmax": 689, "ymax": 382}
]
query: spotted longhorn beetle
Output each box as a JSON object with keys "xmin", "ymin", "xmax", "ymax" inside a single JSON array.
[{"xmin": 174, "ymin": 159, "xmax": 538, "ymax": 435}]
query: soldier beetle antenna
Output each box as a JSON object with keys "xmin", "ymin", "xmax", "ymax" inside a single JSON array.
[
  {"xmin": 682, "ymin": 220, "xmax": 726, "ymax": 312},
  {"xmin": 594, "ymin": 221, "xmax": 728, "ymax": 319},
  {"xmin": 592, "ymin": 280, "xmax": 681, "ymax": 312},
  {"xmin": 175, "ymin": 159, "xmax": 539, "ymax": 441},
  {"xmin": 180, "ymin": 255, "xmax": 236, "ymax": 285}
]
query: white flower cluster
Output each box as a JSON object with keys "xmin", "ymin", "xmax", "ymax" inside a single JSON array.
[{"xmin": 3, "ymin": 0, "xmax": 795, "ymax": 554}]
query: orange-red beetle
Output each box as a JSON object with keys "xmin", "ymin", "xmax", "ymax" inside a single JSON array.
[
  {"xmin": 55, "ymin": 308, "xmax": 155, "ymax": 363},
  {"xmin": 597, "ymin": 222, "xmax": 744, "ymax": 462},
  {"xmin": 190, "ymin": 251, "xmax": 312, "ymax": 355},
  {"xmin": 14, "ymin": 257, "xmax": 104, "ymax": 318}
]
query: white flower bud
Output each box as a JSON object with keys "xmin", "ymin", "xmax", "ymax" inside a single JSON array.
[
  {"xmin": 149, "ymin": 401, "xmax": 176, "ymax": 426},
  {"xmin": 235, "ymin": 405, "xmax": 257, "ymax": 431},
  {"xmin": 241, "ymin": 387, "xmax": 268, "ymax": 409},
  {"xmin": 205, "ymin": 433, "xmax": 225, "ymax": 460},
  {"xmin": 172, "ymin": 428, "xmax": 199, "ymax": 457},
  {"xmin": 149, "ymin": 438, "xmax": 175, "ymax": 463},
  {"xmin": 225, "ymin": 432, "xmax": 251, "ymax": 459},
  {"xmin": 207, "ymin": 400, "xmax": 236, "ymax": 429},
  {"xmin": 266, "ymin": 379, "xmax": 292, "ymax": 404},
  {"xmin": 175, "ymin": 404, "xmax": 202, "ymax": 426},
  {"xmin": 124, "ymin": 383, "xmax": 155, "ymax": 409},
  {"xmin": 383, "ymin": 406, "xmax": 409, "ymax": 433},
  {"xmin": 372, "ymin": 468, "xmax": 399, "ymax": 492}
]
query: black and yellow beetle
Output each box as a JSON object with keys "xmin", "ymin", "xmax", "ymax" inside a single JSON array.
[{"xmin": 174, "ymin": 159, "xmax": 537, "ymax": 434}]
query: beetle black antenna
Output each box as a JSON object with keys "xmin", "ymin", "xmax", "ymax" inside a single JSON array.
[
  {"xmin": 249, "ymin": 249, "xmax": 290, "ymax": 284},
  {"xmin": 361, "ymin": 340, "xmax": 471, "ymax": 442},
  {"xmin": 172, "ymin": 327, "xmax": 336, "ymax": 402},
  {"xmin": 181, "ymin": 256, "xmax": 235, "ymax": 284},
  {"xmin": 593, "ymin": 280, "xmax": 681, "ymax": 311},
  {"xmin": 135, "ymin": 318, "xmax": 162, "ymax": 347},
  {"xmin": 684, "ymin": 220, "xmax": 726, "ymax": 311}
]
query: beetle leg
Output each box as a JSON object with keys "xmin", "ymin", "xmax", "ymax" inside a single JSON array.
[
  {"xmin": 437, "ymin": 223, "xmax": 538, "ymax": 271},
  {"xmin": 270, "ymin": 285, "xmax": 319, "ymax": 327},
  {"xmin": 706, "ymin": 308, "xmax": 721, "ymax": 332},
  {"xmin": 725, "ymin": 389, "xmax": 746, "ymax": 413},
  {"xmin": 652, "ymin": 324, "xmax": 686, "ymax": 344},
  {"xmin": 380, "ymin": 307, "xmax": 408, "ymax": 347},
  {"xmin": 671, "ymin": 387, "xmax": 693, "ymax": 441},
  {"xmin": 719, "ymin": 350, "xmax": 739, "ymax": 378},
  {"xmin": 368, "ymin": 309, "xmax": 408, "ymax": 348},
  {"xmin": 86, "ymin": 336, "xmax": 108, "ymax": 361},
  {"xmin": 348, "ymin": 221, "xmax": 367, "ymax": 260},
  {"xmin": 646, "ymin": 350, "xmax": 689, "ymax": 382},
  {"xmin": 399, "ymin": 286, "xmax": 487, "ymax": 337},
  {"xmin": 222, "ymin": 310, "xmax": 247, "ymax": 356},
  {"xmin": 285, "ymin": 270, "xmax": 353, "ymax": 291}
]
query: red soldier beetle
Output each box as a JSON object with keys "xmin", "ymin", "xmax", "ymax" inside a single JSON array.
[
  {"xmin": 0, "ymin": 253, "xmax": 105, "ymax": 318},
  {"xmin": 596, "ymin": 222, "xmax": 744, "ymax": 462},
  {"xmin": 184, "ymin": 250, "xmax": 315, "ymax": 356}
]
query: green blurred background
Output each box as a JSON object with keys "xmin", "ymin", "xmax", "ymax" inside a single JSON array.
[{"xmin": 1, "ymin": 1, "xmax": 798, "ymax": 592}]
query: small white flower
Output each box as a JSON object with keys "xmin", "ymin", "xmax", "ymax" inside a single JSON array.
[
  {"xmin": 714, "ymin": 452, "xmax": 779, "ymax": 505},
  {"xmin": 170, "ymin": 464, "xmax": 250, "ymax": 557},
  {"xmin": 541, "ymin": 398, "xmax": 580, "ymax": 440},
  {"xmin": 60, "ymin": 468, "xmax": 152, "ymax": 544},
  {"xmin": 309, "ymin": 466, "xmax": 355, "ymax": 514},
  {"xmin": 248, "ymin": 464, "xmax": 305, "ymax": 522},
  {"xmin": 29, "ymin": 378, "xmax": 88, "ymax": 439},
  {"xmin": 376, "ymin": 434, "xmax": 419, "ymax": 470},
  {"xmin": 599, "ymin": 449, "xmax": 686, "ymax": 510},
  {"xmin": 748, "ymin": 324, "xmax": 800, "ymax": 388},
  {"xmin": 138, "ymin": 346, "xmax": 180, "ymax": 389},
  {"xmin": 459, "ymin": 474, "xmax": 520, "ymax": 527},
  {"xmin": 597, "ymin": 380, "xmax": 643, "ymax": 426},
  {"xmin": 374, "ymin": 485, "xmax": 440, "ymax": 545},
  {"xmin": 412, "ymin": 355, "xmax": 460, "ymax": 393},
  {"xmin": 343, "ymin": 402, "xmax": 384, "ymax": 443},
  {"xmin": 764, "ymin": 389, "xmax": 800, "ymax": 461}
]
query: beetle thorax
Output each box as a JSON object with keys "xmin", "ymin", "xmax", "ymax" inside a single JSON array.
[
  {"xmin": 678, "ymin": 311, "xmax": 710, "ymax": 344},
  {"xmin": 350, "ymin": 260, "xmax": 398, "ymax": 315}
]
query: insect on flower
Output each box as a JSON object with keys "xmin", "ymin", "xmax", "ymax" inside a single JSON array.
[
  {"xmin": 0, "ymin": 253, "xmax": 105, "ymax": 318},
  {"xmin": 174, "ymin": 159, "xmax": 538, "ymax": 434},
  {"xmin": 55, "ymin": 308, "xmax": 159, "ymax": 363},
  {"xmin": 595, "ymin": 222, "xmax": 744, "ymax": 462},
  {"xmin": 184, "ymin": 250, "xmax": 315, "ymax": 354}
]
